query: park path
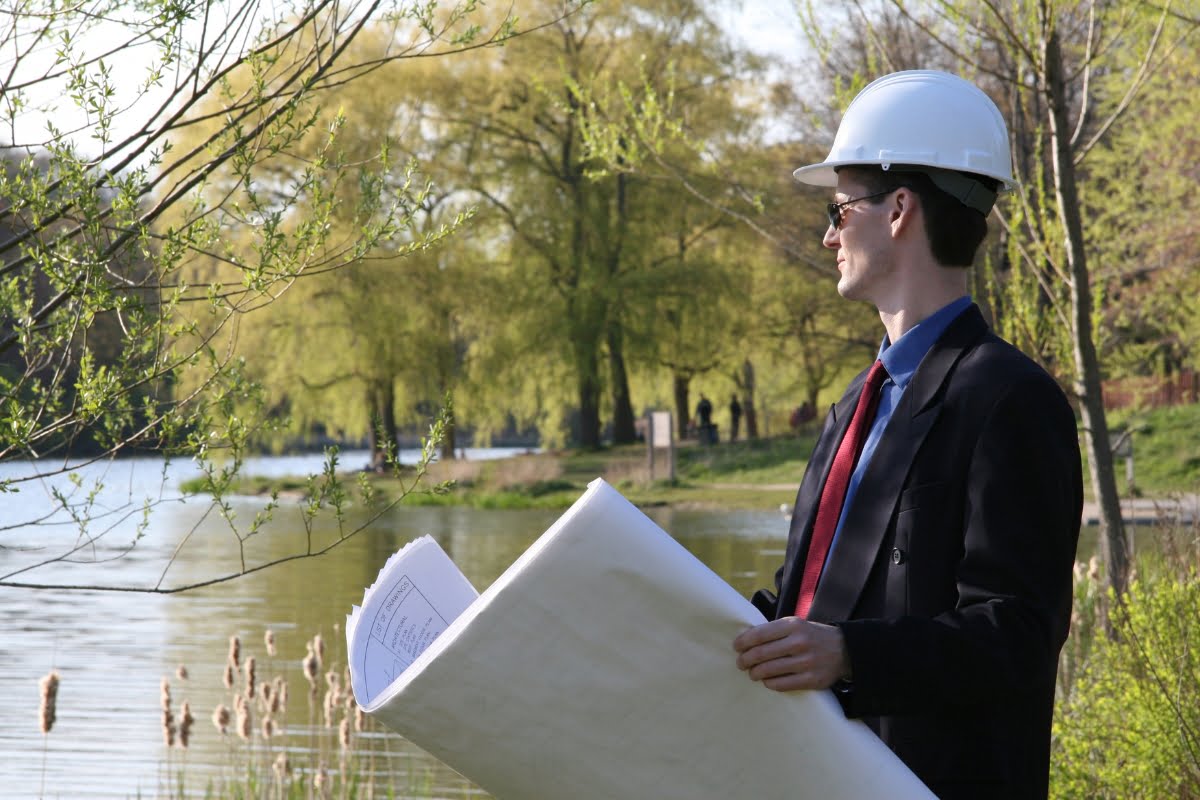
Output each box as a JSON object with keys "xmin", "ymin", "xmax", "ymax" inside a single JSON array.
[{"xmin": 710, "ymin": 483, "xmax": 1199, "ymax": 527}]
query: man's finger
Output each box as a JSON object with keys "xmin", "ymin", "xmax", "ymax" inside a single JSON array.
[{"xmin": 732, "ymin": 617, "xmax": 795, "ymax": 653}]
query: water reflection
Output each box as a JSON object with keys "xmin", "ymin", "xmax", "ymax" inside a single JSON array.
[{"xmin": 0, "ymin": 457, "xmax": 788, "ymax": 798}]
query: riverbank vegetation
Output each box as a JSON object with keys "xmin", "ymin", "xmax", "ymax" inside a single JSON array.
[
  {"xmin": 180, "ymin": 431, "xmax": 817, "ymax": 511},
  {"xmin": 184, "ymin": 401, "xmax": 1200, "ymax": 512},
  {"xmin": 1051, "ymin": 522, "xmax": 1200, "ymax": 798}
]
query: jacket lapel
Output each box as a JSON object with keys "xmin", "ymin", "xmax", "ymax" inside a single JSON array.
[{"xmin": 806, "ymin": 306, "xmax": 989, "ymax": 621}]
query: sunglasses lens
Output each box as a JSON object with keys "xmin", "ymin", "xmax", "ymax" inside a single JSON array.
[{"xmin": 826, "ymin": 203, "xmax": 841, "ymax": 229}]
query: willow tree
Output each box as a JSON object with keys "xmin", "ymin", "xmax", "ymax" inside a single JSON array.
[
  {"xmin": 170, "ymin": 26, "xmax": 488, "ymax": 469},
  {"xmin": 414, "ymin": 0, "xmax": 763, "ymax": 449},
  {"xmin": 0, "ymin": 0, "xmax": 573, "ymax": 592}
]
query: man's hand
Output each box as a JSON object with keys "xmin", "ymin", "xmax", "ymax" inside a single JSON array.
[{"xmin": 732, "ymin": 617, "xmax": 851, "ymax": 692}]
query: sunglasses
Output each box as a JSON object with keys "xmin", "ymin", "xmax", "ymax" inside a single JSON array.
[{"xmin": 826, "ymin": 190, "xmax": 896, "ymax": 229}]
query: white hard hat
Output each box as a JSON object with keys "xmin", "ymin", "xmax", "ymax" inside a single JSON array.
[{"xmin": 793, "ymin": 70, "xmax": 1014, "ymax": 213}]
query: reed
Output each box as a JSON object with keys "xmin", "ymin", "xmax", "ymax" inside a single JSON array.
[
  {"xmin": 38, "ymin": 671, "xmax": 60, "ymax": 800},
  {"xmin": 106, "ymin": 626, "xmax": 482, "ymax": 799},
  {"xmin": 178, "ymin": 701, "xmax": 194, "ymax": 749},
  {"xmin": 39, "ymin": 670, "xmax": 59, "ymax": 735}
]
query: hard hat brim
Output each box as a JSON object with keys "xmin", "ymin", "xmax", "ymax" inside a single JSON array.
[
  {"xmin": 792, "ymin": 159, "xmax": 1016, "ymax": 192},
  {"xmin": 791, "ymin": 161, "xmax": 840, "ymax": 187}
]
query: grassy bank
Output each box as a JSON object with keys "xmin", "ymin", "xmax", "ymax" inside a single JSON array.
[
  {"xmin": 1108, "ymin": 402, "xmax": 1200, "ymax": 494},
  {"xmin": 182, "ymin": 432, "xmax": 818, "ymax": 512},
  {"xmin": 185, "ymin": 402, "xmax": 1200, "ymax": 512},
  {"xmin": 392, "ymin": 432, "xmax": 815, "ymax": 511}
]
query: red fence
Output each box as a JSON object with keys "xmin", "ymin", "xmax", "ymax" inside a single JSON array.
[{"xmin": 1103, "ymin": 369, "xmax": 1200, "ymax": 410}]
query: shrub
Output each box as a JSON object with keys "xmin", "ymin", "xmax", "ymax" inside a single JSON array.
[{"xmin": 1052, "ymin": 571, "xmax": 1200, "ymax": 799}]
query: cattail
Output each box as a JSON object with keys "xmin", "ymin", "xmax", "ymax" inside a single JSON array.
[
  {"xmin": 264, "ymin": 629, "xmax": 277, "ymax": 658},
  {"xmin": 161, "ymin": 678, "xmax": 174, "ymax": 745},
  {"xmin": 323, "ymin": 670, "xmax": 341, "ymax": 722},
  {"xmin": 178, "ymin": 701, "xmax": 194, "ymax": 749},
  {"xmin": 235, "ymin": 695, "xmax": 252, "ymax": 741},
  {"xmin": 354, "ymin": 705, "xmax": 365, "ymax": 733},
  {"xmin": 314, "ymin": 763, "xmax": 330, "ymax": 800},
  {"xmin": 323, "ymin": 687, "xmax": 338, "ymax": 729},
  {"xmin": 39, "ymin": 670, "xmax": 60, "ymax": 734},
  {"xmin": 244, "ymin": 656, "xmax": 256, "ymax": 699},
  {"xmin": 272, "ymin": 752, "xmax": 290, "ymax": 783},
  {"xmin": 258, "ymin": 680, "xmax": 274, "ymax": 713},
  {"xmin": 227, "ymin": 635, "xmax": 241, "ymax": 670},
  {"xmin": 274, "ymin": 676, "xmax": 288, "ymax": 711},
  {"xmin": 222, "ymin": 662, "xmax": 235, "ymax": 690},
  {"xmin": 302, "ymin": 645, "xmax": 319, "ymax": 692},
  {"xmin": 261, "ymin": 715, "xmax": 276, "ymax": 739},
  {"xmin": 162, "ymin": 708, "xmax": 175, "ymax": 747},
  {"xmin": 176, "ymin": 664, "xmax": 189, "ymax": 681},
  {"xmin": 311, "ymin": 634, "xmax": 325, "ymax": 669},
  {"xmin": 212, "ymin": 703, "xmax": 231, "ymax": 734},
  {"xmin": 339, "ymin": 716, "xmax": 351, "ymax": 751}
]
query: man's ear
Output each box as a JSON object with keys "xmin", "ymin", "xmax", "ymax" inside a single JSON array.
[{"xmin": 889, "ymin": 188, "xmax": 919, "ymax": 239}]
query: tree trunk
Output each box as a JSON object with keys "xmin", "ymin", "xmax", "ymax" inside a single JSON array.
[
  {"xmin": 368, "ymin": 379, "xmax": 398, "ymax": 471},
  {"xmin": 672, "ymin": 372, "xmax": 690, "ymax": 440},
  {"xmin": 366, "ymin": 385, "xmax": 382, "ymax": 470},
  {"xmin": 440, "ymin": 392, "xmax": 457, "ymax": 461},
  {"xmin": 742, "ymin": 359, "xmax": 758, "ymax": 439},
  {"xmin": 1043, "ymin": 27, "xmax": 1129, "ymax": 597},
  {"xmin": 607, "ymin": 324, "xmax": 637, "ymax": 444},
  {"xmin": 576, "ymin": 343, "xmax": 603, "ymax": 450}
]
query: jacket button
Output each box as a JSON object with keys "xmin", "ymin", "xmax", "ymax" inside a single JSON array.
[{"xmin": 891, "ymin": 547, "xmax": 905, "ymax": 565}]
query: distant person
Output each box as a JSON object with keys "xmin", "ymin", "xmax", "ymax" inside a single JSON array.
[
  {"xmin": 729, "ymin": 394, "xmax": 742, "ymax": 441},
  {"xmin": 695, "ymin": 394, "xmax": 715, "ymax": 445},
  {"xmin": 732, "ymin": 71, "xmax": 1081, "ymax": 799},
  {"xmin": 789, "ymin": 401, "xmax": 816, "ymax": 432}
]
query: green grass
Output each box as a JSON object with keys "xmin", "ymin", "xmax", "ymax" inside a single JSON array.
[
  {"xmin": 1107, "ymin": 403, "xmax": 1200, "ymax": 494},
  {"xmin": 675, "ymin": 434, "xmax": 813, "ymax": 484},
  {"xmin": 186, "ymin": 434, "xmax": 817, "ymax": 512}
]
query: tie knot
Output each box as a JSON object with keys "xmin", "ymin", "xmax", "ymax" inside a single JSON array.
[{"xmin": 865, "ymin": 359, "xmax": 888, "ymax": 390}]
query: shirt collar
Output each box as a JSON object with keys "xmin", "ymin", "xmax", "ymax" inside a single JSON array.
[{"xmin": 878, "ymin": 296, "xmax": 972, "ymax": 389}]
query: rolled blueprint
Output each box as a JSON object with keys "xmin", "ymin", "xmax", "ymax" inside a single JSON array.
[{"xmin": 351, "ymin": 478, "xmax": 935, "ymax": 800}]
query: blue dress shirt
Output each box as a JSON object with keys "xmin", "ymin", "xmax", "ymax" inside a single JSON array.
[{"xmin": 824, "ymin": 295, "xmax": 973, "ymax": 566}]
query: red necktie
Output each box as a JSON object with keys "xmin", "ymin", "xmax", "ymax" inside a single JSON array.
[{"xmin": 795, "ymin": 359, "xmax": 888, "ymax": 619}]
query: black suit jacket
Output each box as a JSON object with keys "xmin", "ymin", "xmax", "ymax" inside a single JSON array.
[{"xmin": 753, "ymin": 305, "xmax": 1082, "ymax": 800}]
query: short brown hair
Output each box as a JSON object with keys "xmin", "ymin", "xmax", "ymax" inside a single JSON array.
[{"xmin": 837, "ymin": 166, "xmax": 997, "ymax": 267}]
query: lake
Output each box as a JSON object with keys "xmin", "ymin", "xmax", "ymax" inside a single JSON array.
[{"xmin": 0, "ymin": 452, "xmax": 791, "ymax": 798}]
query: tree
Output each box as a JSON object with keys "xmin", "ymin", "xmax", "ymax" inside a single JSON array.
[
  {"xmin": 0, "ymin": 0, "xmax": 577, "ymax": 592},
  {"xmin": 418, "ymin": 0, "xmax": 764, "ymax": 449}
]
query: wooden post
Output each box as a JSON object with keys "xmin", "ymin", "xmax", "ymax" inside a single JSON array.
[{"xmin": 647, "ymin": 410, "xmax": 674, "ymax": 481}]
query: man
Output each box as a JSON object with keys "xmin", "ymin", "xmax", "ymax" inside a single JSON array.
[
  {"xmin": 733, "ymin": 71, "xmax": 1081, "ymax": 800},
  {"xmin": 696, "ymin": 393, "xmax": 715, "ymax": 444}
]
